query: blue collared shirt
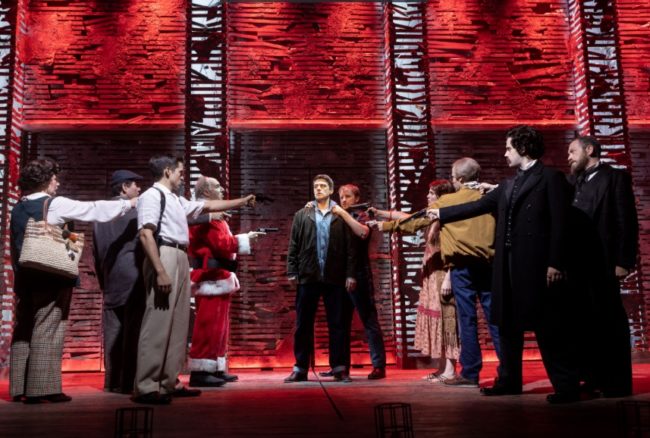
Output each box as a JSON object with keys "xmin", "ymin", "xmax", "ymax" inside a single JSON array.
[{"xmin": 313, "ymin": 200, "xmax": 335, "ymax": 277}]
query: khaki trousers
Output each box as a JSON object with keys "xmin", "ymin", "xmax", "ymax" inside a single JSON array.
[{"xmin": 134, "ymin": 246, "xmax": 190, "ymax": 396}]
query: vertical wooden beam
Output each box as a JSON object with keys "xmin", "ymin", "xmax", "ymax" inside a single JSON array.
[
  {"xmin": 384, "ymin": 1, "xmax": 436, "ymax": 369},
  {"xmin": 0, "ymin": 0, "xmax": 21, "ymax": 372},
  {"xmin": 186, "ymin": 0, "xmax": 229, "ymax": 194}
]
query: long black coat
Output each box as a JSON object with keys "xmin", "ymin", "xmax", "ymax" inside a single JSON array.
[
  {"xmin": 568, "ymin": 163, "xmax": 637, "ymax": 394},
  {"xmin": 440, "ymin": 162, "xmax": 570, "ymax": 330},
  {"xmin": 570, "ymin": 163, "xmax": 638, "ymax": 272}
]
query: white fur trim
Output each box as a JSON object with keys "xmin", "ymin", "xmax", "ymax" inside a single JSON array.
[
  {"xmin": 217, "ymin": 357, "xmax": 227, "ymax": 372},
  {"xmin": 236, "ymin": 234, "xmax": 251, "ymax": 255},
  {"xmin": 193, "ymin": 274, "xmax": 240, "ymax": 296},
  {"xmin": 188, "ymin": 358, "xmax": 218, "ymax": 372}
]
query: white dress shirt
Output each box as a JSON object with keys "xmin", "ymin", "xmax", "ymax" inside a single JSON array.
[
  {"xmin": 137, "ymin": 182, "xmax": 204, "ymax": 245},
  {"xmin": 25, "ymin": 192, "xmax": 132, "ymax": 226}
]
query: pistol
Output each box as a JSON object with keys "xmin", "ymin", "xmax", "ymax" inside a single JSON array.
[
  {"xmin": 254, "ymin": 193, "xmax": 275, "ymax": 204},
  {"xmin": 256, "ymin": 227, "xmax": 279, "ymax": 233}
]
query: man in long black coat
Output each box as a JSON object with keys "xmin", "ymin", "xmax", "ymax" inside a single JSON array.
[
  {"xmin": 567, "ymin": 136, "xmax": 638, "ymax": 397},
  {"xmin": 428, "ymin": 126, "xmax": 580, "ymax": 403}
]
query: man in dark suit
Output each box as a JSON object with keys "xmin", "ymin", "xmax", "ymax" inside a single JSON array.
[
  {"xmin": 428, "ymin": 126, "xmax": 580, "ymax": 403},
  {"xmin": 93, "ymin": 170, "xmax": 145, "ymax": 394},
  {"xmin": 285, "ymin": 174, "xmax": 357, "ymax": 383},
  {"xmin": 567, "ymin": 136, "xmax": 638, "ymax": 397}
]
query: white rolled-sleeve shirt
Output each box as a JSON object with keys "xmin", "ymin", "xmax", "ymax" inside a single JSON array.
[
  {"xmin": 137, "ymin": 183, "xmax": 205, "ymax": 245},
  {"xmin": 25, "ymin": 192, "xmax": 133, "ymax": 226}
]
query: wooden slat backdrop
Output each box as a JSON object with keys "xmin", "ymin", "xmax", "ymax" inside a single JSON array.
[
  {"xmin": 19, "ymin": 0, "xmax": 185, "ymax": 130},
  {"xmin": 426, "ymin": 0, "xmax": 575, "ymax": 125},
  {"xmin": 23, "ymin": 131, "xmax": 185, "ymax": 370},
  {"xmin": 619, "ymin": 0, "xmax": 650, "ymax": 348},
  {"xmin": 228, "ymin": 130, "xmax": 395, "ymax": 369},
  {"xmin": 227, "ymin": 2, "xmax": 385, "ymax": 122}
]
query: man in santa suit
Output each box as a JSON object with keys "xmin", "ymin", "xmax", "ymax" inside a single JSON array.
[{"xmin": 188, "ymin": 176, "xmax": 265, "ymax": 387}]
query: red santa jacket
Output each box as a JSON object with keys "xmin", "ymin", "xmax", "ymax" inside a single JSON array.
[{"xmin": 188, "ymin": 218, "xmax": 250, "ymax": 296}]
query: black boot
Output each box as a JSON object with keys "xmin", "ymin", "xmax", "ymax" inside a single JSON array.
[{"xmin": 189, "ymin": 371, "xmax": 226, "ymax": 387}]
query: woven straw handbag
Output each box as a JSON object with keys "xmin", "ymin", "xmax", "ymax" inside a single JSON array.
[{"xmin": 18, "ymin": 197, "xmax": 84, "ymax": 278}]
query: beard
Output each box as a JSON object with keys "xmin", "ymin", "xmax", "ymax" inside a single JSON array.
[{"xmin": 570, "ymin": 156, "xmax": 588, "ymax": 175}]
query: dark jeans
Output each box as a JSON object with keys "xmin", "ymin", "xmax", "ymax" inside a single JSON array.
[
  {"xmin": 345, "ymin": 273, "xmax": 387, "ymax": 369},
  {"xmin": 294, "ymin": 282, "xmax": 348, "ymax": 373},
  {"xmin": 451, "ymin": 264, "xmax": 502, "ymax": 381}
]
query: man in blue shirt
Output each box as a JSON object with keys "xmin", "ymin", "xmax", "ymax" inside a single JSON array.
[{"xmin": 285, "ymin": 174, "xmax": 357, "ymax": 382}]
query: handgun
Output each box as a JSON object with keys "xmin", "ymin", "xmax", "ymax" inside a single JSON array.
[{"xmin": 256, "ymin": 227, "xmax": 279, "ymax": 233}]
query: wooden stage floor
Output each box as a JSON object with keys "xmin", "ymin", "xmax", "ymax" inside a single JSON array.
[{"xmin": 2, "ymin": 361, "xmax": 649, "ymax": 437}]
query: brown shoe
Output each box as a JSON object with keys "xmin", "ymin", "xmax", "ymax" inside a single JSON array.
[{"xmin": 368, "ymin": 367, "xmax": 386, "ymax": 380}]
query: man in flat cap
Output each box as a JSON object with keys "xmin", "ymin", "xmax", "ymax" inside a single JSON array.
[{"xmin": 93, "ymin": 169, "xmax": 144, "ymax": 393}]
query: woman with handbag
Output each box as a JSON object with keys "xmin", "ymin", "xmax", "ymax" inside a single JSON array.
[{"xmin": 9, "ymin": 158, "xmax": 137, "ymax": 404}]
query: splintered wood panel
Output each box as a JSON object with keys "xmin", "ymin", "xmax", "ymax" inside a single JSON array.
[
  {"xmin": 25, "ymin": 131, "xmax": 185, "ymax": 369},
  {"xmin": 426, "ymin": 0, "xmax": 575, "ymax": 124},
  {"xmin": 619, "ymin": 1, "xmax": 650, "ymax": 348},
  {"xmin": 227, "ymin": 130, "xmax": 395, "ymax": 369},
  {"xmin": 629, "ymin": 130, "xmax": 650, "ymax": 349},
  {"xmin": 227, "ymin": 2, "xmax": 385, "ymax": 122},
  {"xmin": 19, "ymin": 0, "xmax": 185, "ymax": 129},
  {"xmin": 618, "ymin": 1, "xmax": 650, "ymax": 122}
]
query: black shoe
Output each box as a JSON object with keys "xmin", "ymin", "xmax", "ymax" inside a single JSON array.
[
  {"xmin": 12, "ymin": 395, "xmax": 24, "ymax": 402},
  {"xmin": 546, "ymin": 392, "xmax": 580, "ymax": 404},
  {"xmin": 173, "ymin": 386, "xmax": 202, "ymax": 397},
  {"xmin": 24, "ymin": 393, "xmax": 72, "ymax": 404},
  {"xmin": 480, "ymin": 385, "xmax": 522, "ymax": 396},
  {"xmin": 133, "ymin": 392, "xmax": 169, "ymax": 405},
  {"xmin": 189, "ymin": 371, "xmax": 226, "ymax": 387},
  {"xmin": 214, "ymin": 371, "xmax": 239, "ymax": 382},
  {"xmin": 368, "ymin": 367, "xmax": 386, "ymax": 380},
  {"xmin": 284, "ymin": 371, "xmax": 308, "ymax": 383},
  {"xmin": 332, "ymin": 371, "xmax": 352, "ymax": 383},
  {"xmin": 319, "ymin": 370, "xmax": 334, "ymax": 377}
]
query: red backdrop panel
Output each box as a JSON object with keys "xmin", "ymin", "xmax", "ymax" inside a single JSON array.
[{"xmin": 18, "ymin": 0, "xmax": 185, "ymax": 130}]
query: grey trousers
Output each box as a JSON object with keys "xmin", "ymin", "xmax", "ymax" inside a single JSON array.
[{"xmin": 134, "ymin": 246, "xmax": 191, "ymax": 396}]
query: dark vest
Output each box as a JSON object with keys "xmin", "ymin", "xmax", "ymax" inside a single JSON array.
[{"xmin": 10, "ymin": 196, "xmax": 49, "ymax": 269}]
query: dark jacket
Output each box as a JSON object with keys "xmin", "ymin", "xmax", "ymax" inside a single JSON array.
[
  {"xmin": 440, "ymin": 161, "xmax": 570, "ymax": 329},
  {"xmin": 93, "ymin": 198, "xmax": 144, "ymax": 309},
  {"xmin": 569, "ymin": 163, "xmax": 638, "ymax": 271},
  {"xmin": 287, "ymin": 205, "xmax": 357, "ymax": 286}
]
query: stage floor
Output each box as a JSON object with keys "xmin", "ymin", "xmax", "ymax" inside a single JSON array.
[{"xmin": 2, "ymin": 361, "xmax": 649, "ymax": 437}]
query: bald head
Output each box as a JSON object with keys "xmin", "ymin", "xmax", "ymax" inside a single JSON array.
[
  {"xmin": 194, "ymin": 176, "xmax": 224, "ymax": 200},
  {"xmin": 452, "ymin": 157, "xmax": 481, "ymax": 183}
]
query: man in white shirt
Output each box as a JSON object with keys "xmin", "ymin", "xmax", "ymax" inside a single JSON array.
[{"xmin": 133, "ymin": 155, "xmax": 255, "ymax": 404}]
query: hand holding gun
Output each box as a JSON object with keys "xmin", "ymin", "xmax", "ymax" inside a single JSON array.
[
  {"xmin": 256, "ymin": 227, "xmax": 279, "ymax": 233},
  {"xmin": 254, "ymin": 193, "xmax": 275, "ymax": 204}
]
